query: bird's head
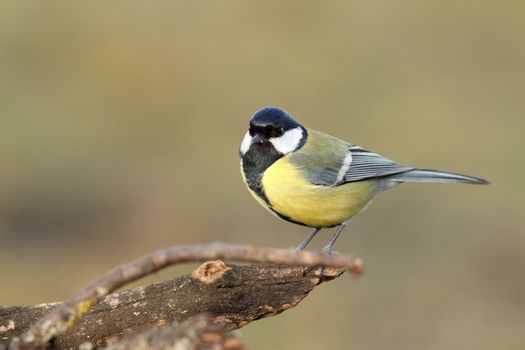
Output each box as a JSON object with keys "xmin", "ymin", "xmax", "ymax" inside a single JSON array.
[{"xmin": 240, "ymin": 107, "xmax": 307, "ymax": 157}]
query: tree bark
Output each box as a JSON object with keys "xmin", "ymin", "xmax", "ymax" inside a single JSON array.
[
  {"xmin": 103, "ymin": 314, "xmax": 245, "ymax": 350},
  {"xmin": 1, "ymin": 243, "xmax": 362, "ymax": 349},
  {"xmin": 1, "ymin": 262, "xmax": 346, "ymax": 349}
]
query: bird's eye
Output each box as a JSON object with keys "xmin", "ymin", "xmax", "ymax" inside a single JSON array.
[
  {"xmin": 270, "ymin": 126, "xmax": 284, "ymax": 137},
  {"xmin": 263, "ymin": 126, "xmax": 273, "ymax": 136}
]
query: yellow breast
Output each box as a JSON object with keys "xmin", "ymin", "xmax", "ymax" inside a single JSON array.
[{"xmin": 261, "ymin": 157, "xmax": 378, "ymax": 227}]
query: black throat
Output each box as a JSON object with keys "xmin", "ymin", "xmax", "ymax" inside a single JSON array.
[{"xmin": 240, "ymin": 142, "xmax": 282, "ymax": 204}]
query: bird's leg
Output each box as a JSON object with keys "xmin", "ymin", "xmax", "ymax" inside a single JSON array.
[
  {"xmin": 295, "ymin": 227, "xmax": 322, "ymax": 251},
  {"xmin": 312, "ymin": 223, "xmax": 348, "ymax": 279},
  {"xmin": 322, "ymin": 222, "xmax": 348, "ymax": 255},
  {"xmin": 297, "ymin": 227, "xmax": 322, "ymax": 276}
]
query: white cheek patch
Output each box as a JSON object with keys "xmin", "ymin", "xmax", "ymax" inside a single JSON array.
[
  {"xmin": 240, "ymin": 131, "xmax": 252, "ymax": 155},
  {"xmin": 269, "ymin": 127, "xmax": 303, "ymax": 155}
]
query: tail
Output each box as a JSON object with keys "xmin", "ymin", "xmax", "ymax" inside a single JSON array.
[{"xmin": 389, "ymin": 168, "xmax": 489, "ymax": 185}]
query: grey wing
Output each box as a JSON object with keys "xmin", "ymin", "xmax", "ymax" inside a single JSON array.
[
  {"xmin": 305, "ymin": 146, "xmax": 413, "ymax": 186},
  {"xmin": 342, "ymin": 147, "xmax": 413, "ymax": 183},
  {"xmin": 307, "ymin": 166, "xmax": 341, "ymax": 186}
]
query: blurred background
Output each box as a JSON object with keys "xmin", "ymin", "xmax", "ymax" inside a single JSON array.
[{"xmin": 1, "ymin": 1, "xmax": 523, "ymax": 349}]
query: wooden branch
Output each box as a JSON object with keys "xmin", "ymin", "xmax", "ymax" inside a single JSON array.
[
  {"xmin": 103, "ymin": 314, "xmax": 245, "ymax": 350},
  {"xmin": 1, "ymin": 243, "xmax": 363, "ymax": 349}
]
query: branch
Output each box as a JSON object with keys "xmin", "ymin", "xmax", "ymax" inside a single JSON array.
[
  {"xmin": 2, "ymin": 243, "xmax": 363, "ymax": 349},
  {"xmin": 103, "ymin": 314, "xmax": 245, "ymax": 350}
]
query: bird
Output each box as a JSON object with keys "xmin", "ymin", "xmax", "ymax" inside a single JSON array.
[{"xmin": 239, "ymin": 107, "xmax": 489, "ymax": 253}]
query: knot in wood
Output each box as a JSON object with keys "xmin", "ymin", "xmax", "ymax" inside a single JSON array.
[{"xmin": 192, "ymin": 260, "xmax": 231, "ymax": 284}]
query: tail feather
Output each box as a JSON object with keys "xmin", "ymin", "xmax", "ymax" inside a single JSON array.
[{"xmin": 389, "ymin": 169, "xmax": 489, "ymax": 185}]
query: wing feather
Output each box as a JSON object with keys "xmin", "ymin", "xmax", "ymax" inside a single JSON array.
[
  {"xmin": 343, "ymin": 148, "xmax": 412, "ymax": 183},
  {"xmin": 301, "ymin": 147, "xmax": 412, "ymax": 186}
]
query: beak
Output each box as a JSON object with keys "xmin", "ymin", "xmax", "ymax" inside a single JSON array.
[{"xmin": 251, "ymin": 133, "xmax": 265, "ymax": 144}]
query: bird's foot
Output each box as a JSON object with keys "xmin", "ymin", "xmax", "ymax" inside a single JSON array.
[
  {"xmin": 317, "ymin": 249, "xmax": 341, "ymax": 278},
  {"xmin": 301, "ymin": 249, "xmax": 342, "ymax": 279}
]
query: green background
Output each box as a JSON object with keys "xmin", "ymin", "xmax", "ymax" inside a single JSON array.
[{"xmin": 1, "ymin": 1, "xmax": 523, "ymax": 349}]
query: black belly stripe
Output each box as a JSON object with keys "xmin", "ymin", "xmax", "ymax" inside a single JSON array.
[
  {"xmin": 271, "ymin": 209, "xmax": 310, "ymax": 227},
  {"xmin": 246, "ymin": 172, "xmax": 269, "ymax": 204}
]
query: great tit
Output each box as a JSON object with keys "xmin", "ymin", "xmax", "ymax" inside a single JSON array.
[{"xmin": 239, "ymin": 107, "xmax": 489, "ymax": 253}]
